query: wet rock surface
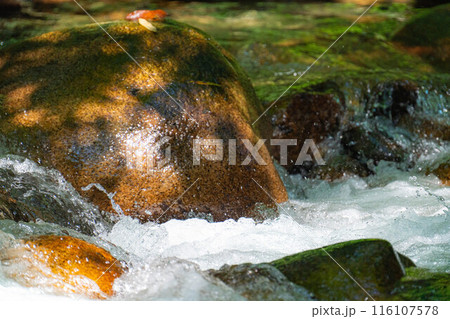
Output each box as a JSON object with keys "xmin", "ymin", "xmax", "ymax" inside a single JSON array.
[
  {"xmin": 270, "ymin": 239, "xmax": 406, "ymax": 300},
  {"xmin": 270, "ymin": 92, "xmax": 343, "ymax": 174},
  {"xmin": 209, "ymin": 263, "xmax": 314, "ymax": 301},
  {"xmin": 430, "ymin": 163, "xmax": 450, "ymax": 186},
  {"xmin": 0, "ymin": 234, "xmax": 126, "ymax": 299},
  {"xmin": 0, "ymin": 190, "xmax": 43, "ymax": 222},
  {"xmin": 0, "ymin": 20, "xmax": 287, "ymax": 223},
  {"xmin": 206, "ymin": 239, "xmax": 447, "ymax": 301}
]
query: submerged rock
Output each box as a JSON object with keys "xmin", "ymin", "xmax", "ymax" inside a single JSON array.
[
  {"xmin": 270, "ymin": 239, "xmax": 406, "ymax": 300},
  {"xmin": 209, "ymin": 263, "xmax": 314, "ymax": 301},
  {"xmin": 0, "ymin": 235, "xmax": 125, "ymax": 299},
  {"xmin": 308, "ymin": 154, "xmax": 372, "ymax": 181},
  {"xmin": 342, "ymin": 125, "xmax": 406, "ymax": 164},
  {"xmin": 0, "ymin": 20, "xmax": 287, "ymax": 223},
  {"xmin": 0, "ymin": 190, "xmax": 43, "ymax": 222},
  {"xmin": 0, "ymin": 155, "xmax": 113, "ymax": 236}
]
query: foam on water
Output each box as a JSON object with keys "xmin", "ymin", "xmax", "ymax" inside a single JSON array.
[
  {"xmin": 102, "ymin": 163, "xmax": 449, "ymax": 273},
  {"xmin": 0, "ymin": 156, "xmax": 448, "ymax": 300}
]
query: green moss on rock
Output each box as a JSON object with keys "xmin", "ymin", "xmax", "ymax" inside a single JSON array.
[
  {"xmin": 392, "ymin": 4, "xmax": 450, "ymax": 71},
  {"xmin": 390, "ymin": 267, "xmax": 450, "ymax": 301},
  {"xmin": 271, "ymin": 239, "xmax": 406, "ymax": 300}
]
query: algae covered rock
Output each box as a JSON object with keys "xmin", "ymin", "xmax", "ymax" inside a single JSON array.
[
  {"xmin": 0, "ymin": 20, "xmax": 287, "ymax": 222},
  {"xmin": 391, "ymin": 267, "xmax": 450, "ymax": 301},
  {"xmin": 393, "ymin": 4, "xmax": 450, "ymax": 71},
  {"xmin": 270, "ymin": 239, "xmax": 406, "ymax": 300},
  {"xmin": 0, "ymin": 234, "xmax": 126, "ymax": 299}
]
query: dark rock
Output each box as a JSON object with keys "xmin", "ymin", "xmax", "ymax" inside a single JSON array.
[
  {"xmin": 0, "ymin": 189, "xmax": 42, "ymax": 222},
  {"xmin": 0, "ymin": 0, "xmax": 22, "ymax": 17},
  {"xmin": 308, "ymin": 154, "xmax": 372, "ymax": 181},
  {"xmin": 209, "ymin": 263, "xmax": 314, "ymax": 301},
  {"xmin": 32, "ymin": 0, "xmax": 70, "ymax": 11},
  {"xmin": 398, "ymin": 253, "xmax": 416, "ymax": 269},
  {"xmin": 342, "ymin": 125, "xmax": 406, "ymax": 163},
  {"xmin": 271, "ymin": 92, "xmax": 342, "ymax": 174},
  {"xmin": 415, "ymin": 0, "xmax": 450, "ymax": 8},
  {"xmin": 393, "ymin": 4, "xmax": 450, "ymax": 71},
  {"xmin": 271, "ymin": 239, "xmax": 406, "ymax": 300},
  {"xmin": 368, "ymin": 80, "xmax": 418, "ymax": 125}
]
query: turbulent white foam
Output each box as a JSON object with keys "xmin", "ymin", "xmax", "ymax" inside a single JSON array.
[
  {"xmin": 102, "ymin": 163, "xmax": 449, "ymax": 276},
  {"xmin": 0, "ymin": 158, "xmax": 448, "ymax": 300}
]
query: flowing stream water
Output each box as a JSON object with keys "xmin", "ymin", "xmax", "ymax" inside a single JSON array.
[
  {"xmin": 0, "ymin": 0, "xmax": 448, "ymax": 301},
  {"xmin": 0, "ymin": 148, "xmax": 448, "ymax": 300}
]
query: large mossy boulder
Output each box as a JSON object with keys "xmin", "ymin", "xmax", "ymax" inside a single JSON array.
[
  {"xmin": 270, "ymin": 239, "xmax": 406, "ymax": 300},
  {"xmin": 207, "ymin": 239, "xmax": 448, "ymax": 301},
  {"xmin": 0, "ymin": 20, "xmax": 287, "ymax": 222},
  {"xmin": 392, "ymin": 4, "xmax": 450, "ymax": 71}
]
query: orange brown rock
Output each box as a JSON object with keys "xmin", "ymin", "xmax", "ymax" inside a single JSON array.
[
  {"xmin": 126, "ymin": 9, "xmax": 167, "ymax": 21},
  {"xmin": 8, "ymin": 235, "xmax": 125, "ymax": 299},
  {"xmin": 431, "ymin": 163, "xmax": 450, "ymax": 186},
  {"xmin": 0, "ymin": 21, "xmax": 287, "ymax": 223}
]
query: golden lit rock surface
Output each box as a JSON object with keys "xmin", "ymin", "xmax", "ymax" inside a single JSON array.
[
  {"xmin": 2, "ymin": 235, "xmax": 125, "ymax": 299},
  {"xmin": 0, "ymin": 20, "xmax": 287, "ymax": 222}
]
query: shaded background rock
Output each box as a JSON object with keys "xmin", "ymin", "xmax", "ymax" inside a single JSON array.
[
  {"xmin": 392, "ymin": 4, "xmax": 450, "ymax": 72},
  {"xmin": 342, "ymin": 125, "xmax": 407, "ymax": 163},
  {"xmin": 271, "ymin": 92, "xmax": 343, "ymax": 174},
  {"xmin": 0, "ymin": 0, "xmax": 22, "ymax": 17}
]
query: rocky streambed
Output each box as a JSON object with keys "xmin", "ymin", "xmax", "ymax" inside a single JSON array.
[{"xmin": 0, "ymin": 0, "xmax": 448, "ymax": 300}]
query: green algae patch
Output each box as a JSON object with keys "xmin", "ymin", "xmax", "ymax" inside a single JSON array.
[
  {"xmin": 390, "ymin": 268, "xmax": 450, "ymax": 301},
  {"xmin": 271, "ymin": 239, "xmax": 405, "ymax": 301}
]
